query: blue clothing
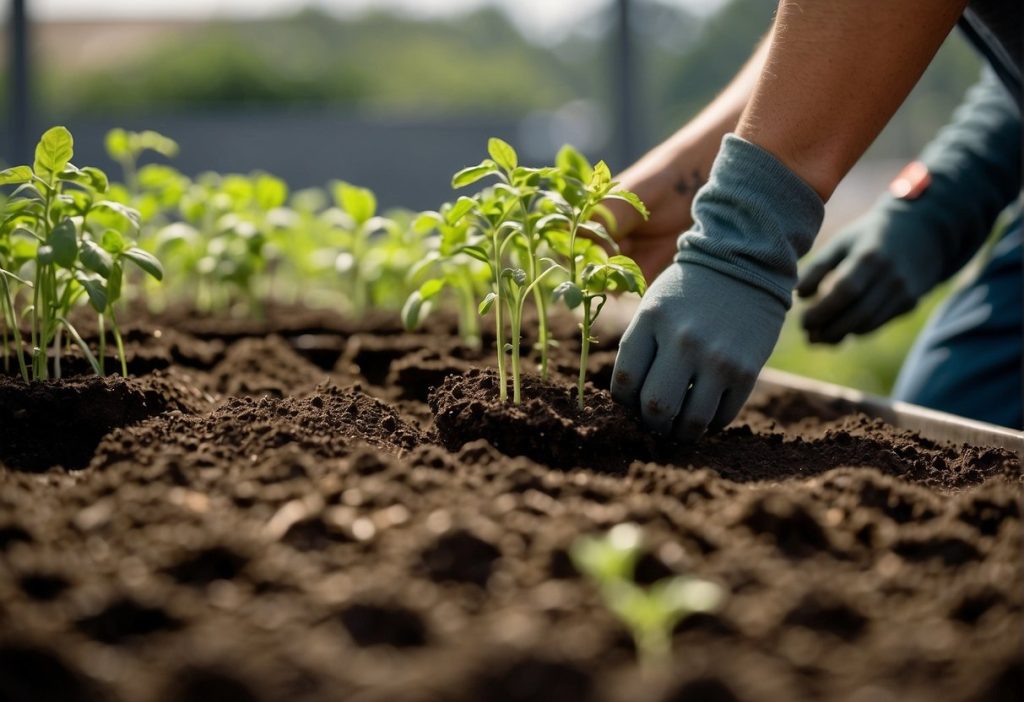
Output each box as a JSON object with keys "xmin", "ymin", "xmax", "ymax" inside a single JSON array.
[
  {"xmin": 961, "ymin": 1, "xmax": 1021, "ymax": 102},
  {"xmin": 893, "ymin": 216, "xmax": 1023, "ymax": 429}
]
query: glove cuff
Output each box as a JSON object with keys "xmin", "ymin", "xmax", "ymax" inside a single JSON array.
[{"xmin": 675, "ymin": 134, "xmax": 825, "ymax": 309}]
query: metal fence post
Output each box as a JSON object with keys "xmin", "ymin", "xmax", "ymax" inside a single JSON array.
[
  {"xmin": 613, "ymin": 0, "xmax": 639, "ymax": 169},
  {"xmin": 8, "ymin": 0, "xmax": 31, "ymax": 165}
]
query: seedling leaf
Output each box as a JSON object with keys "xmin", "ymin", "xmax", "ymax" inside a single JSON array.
[
  {"xmin": 0, "ymin": 166, "xmax": 33, "ymax": 186},
  {"xmin": 452, "ymin": 161, "xmax": 498, "ymax": 189},
  {"xmin": 123, "ymin": 247, "xmax": 164, "ymax": 280},
  {"xmin": 34, "ymin": 126, "xmax": 74, "ymax": 187},
  {"xmin": 402, "ymin": 291, "xmax": 425, "ymax": 330},
  {"xmin": 553, "ymin": 281, "xmax": 583, "ymax": 310},
  {"xmin": 75, "ymin": 272, "xmax": 107, "ymax": 312},
  {"xmin": 80, "ymin": 240, "xmax": 113, "ymax": 277},
  {"xmin": 334, "ymin": 182, "xmax": 376, "ymax": 224},
  {"xmin": 478, "ymin": 291, "xmax": 496, "ymax": 315},
  {"xmin": 606, "ymin": 190, "xmax": 650, "ymax": 220},
  {"xmin": 488, "ymin": 138, "xmax": 518, "ymax": 172},
  {"xmin": 50, "ymin": 218, "xmax": 78, "ymax": 269}
]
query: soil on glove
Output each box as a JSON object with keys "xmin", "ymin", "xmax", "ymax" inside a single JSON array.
[{"xmin": 0, "ymin": 309, "xmax": 1020, "ymax": 702}]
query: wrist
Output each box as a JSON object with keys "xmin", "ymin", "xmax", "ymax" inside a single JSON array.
[{"xmin": 676, "ymin": 134, "xmax": 825, "ymax": 308}]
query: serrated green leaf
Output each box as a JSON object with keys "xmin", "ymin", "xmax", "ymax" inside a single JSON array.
[
  {"xmin": 478, "ymin": 291, "xmax": 496, "ymax": 315},
  {"xmin": 34, "ymin": 126, "xmax": 74, "ymax": 187},
  {"xmin": 487, "ymin": 138, "xmax": 518, "ymax": 172},
  {"xmin": 123, "ymin": 247, "xmax": 164, "ymax": 281},
  {"xmin": 49, "ymin": 218, "xmax": 78, "ymax": 268},
  {"xmin": 80, "ymin": 240, "xmax": 113, "ymax": 277},
  {"xmin": 0, "ymin": 165, "xmax": 33, "ymax": 186},
  {"xmin": 451, "ymin": 161, "xmax": 498, "ymax": 189}
]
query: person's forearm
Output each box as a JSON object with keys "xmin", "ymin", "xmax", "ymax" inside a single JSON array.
[
  {"xmin": 640, "ymin": 37, "xmax": 769, "ymax": 190},
  {"xmin": 737, "ymin": 0, "xmax": 967, "ymax": 201}
]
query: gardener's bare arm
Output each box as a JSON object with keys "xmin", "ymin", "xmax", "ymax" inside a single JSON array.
[
  {"xmin": 610, "ymin": 39, "xmax": 769, "ymax": 279},
  {"xmin": 738, "ymin": 0, "xmax": 966, "ymax": 200}
]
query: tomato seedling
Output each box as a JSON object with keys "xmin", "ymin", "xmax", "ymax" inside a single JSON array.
[{"xmin": 547, "ymin": 147, "xmax": 648, "ymax": 409}]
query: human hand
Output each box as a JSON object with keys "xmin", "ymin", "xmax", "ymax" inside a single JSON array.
[
  {"xmin": 610, "ymin": 135, "xmax": 825, "ymax": 440},
  {"xmin": 610, "ymin": 262, "xmax": 784, "ymax": 441},
  {"xmin": 796, "ymin": 204, "xmax": 942, "ymax": 344},
  {"xmin": 602, "ymin": 150, "xmax": 709, "ymax": 281}
]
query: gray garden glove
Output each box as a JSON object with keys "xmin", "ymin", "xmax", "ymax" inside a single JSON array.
[
  {"xmin": 798, "ymin": 67, "xmax": 1020, "ymax": 344},
  {"xmin": 611, "ymin": 135, "xmax": 824, "ymax": 441},
  {"xmin": 796, "ymin": 205, "xmax": 937, "ymax": 343}
]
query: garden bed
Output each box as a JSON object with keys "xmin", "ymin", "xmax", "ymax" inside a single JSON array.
[{"xmin": 0, "ymin": 308, "xmax": 1020, "ymax": 702}]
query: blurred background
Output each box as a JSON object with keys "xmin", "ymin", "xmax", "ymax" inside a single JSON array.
[{"xmin": 1, "ymin": 0, "xmax": 983, "ymax": 393}]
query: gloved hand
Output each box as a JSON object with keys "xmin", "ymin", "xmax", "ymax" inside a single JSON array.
[
  {"xmin": 611, "ymin": 134, "xmax": 824, "ymax": 441},
  {"xmin": 796, "ymin": 67, "xmax": 1022, "ymax": 345},
  {"xmin": 796, "ymin": 202, "xmax": 940, "ymax": 344}
]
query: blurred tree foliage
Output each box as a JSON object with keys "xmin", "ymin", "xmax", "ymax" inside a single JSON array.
[
  {"xmin": 39, "ymin": 0, "xmax": 980, "ymax": 158},
  {"xmin": 43, "ymin": 8, "xmax": 575, "ymax": 115}
]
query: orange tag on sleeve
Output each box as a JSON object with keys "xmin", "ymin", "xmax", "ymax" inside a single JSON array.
[{"xmin": 889, "ymin": 161, "xmax": 931, "ymax": 200}]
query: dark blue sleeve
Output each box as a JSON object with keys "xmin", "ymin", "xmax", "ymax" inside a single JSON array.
[{"xmin": 882, "ymin": 67, "xmax": 1021, "ymax": 280}]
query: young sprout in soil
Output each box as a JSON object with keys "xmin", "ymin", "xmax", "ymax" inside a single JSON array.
[
  {"xmin": 571, "ymin": 523, "xmax": 725, "ymax": 669},
  {"xmin": 402, "ymin": 202, "xmax": 490, "ymax": 349},
  {"xmin": 168, "ymin": 170, "xmax": 290, "ymax": 315},
  {"xmin": 547, "ymin": 147, "xmax": 649, "ymax": 409},
  {"xmin": 0, "ymin": 126, "xmax": 163, "ymax": 380},
  {"xmin": 105, "ymin": 128, "xmax": 180, "ymax": 197},
  {"xmin": 440, "ymin": 138, "xmax": 563, "ymax": 403},
  {"xmin": 327, "ymin": 182, "xmax": 415, "ymax": 317}
]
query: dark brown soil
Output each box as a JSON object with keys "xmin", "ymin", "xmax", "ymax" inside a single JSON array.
[{"xmin": 0, "ymin": 309, "xmax": 1020, "ymax": 702}]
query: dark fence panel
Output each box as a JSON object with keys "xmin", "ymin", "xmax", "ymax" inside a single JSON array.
[{"xmin": 0, "ymin": 110, "xmax": 579, "ymax": 211}]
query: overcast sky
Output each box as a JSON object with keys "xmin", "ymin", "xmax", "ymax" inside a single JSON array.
[{"xmin": 26, "ymin": 0, "xmax": 727, "ymax": 41}]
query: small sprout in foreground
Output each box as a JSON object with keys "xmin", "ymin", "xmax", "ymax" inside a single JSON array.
[{"xmin": 571, "ymin": 523, "xmax": 725, "ymax": 668}]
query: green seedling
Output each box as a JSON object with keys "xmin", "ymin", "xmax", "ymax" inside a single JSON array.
[
  {"xmin": 571, "ymin": 523, "xmax": 725, "ymax": 668},
  {"xmin": 444, "ymin": 138, "xmax": 565, "ymax": 403},
  {"xmin": 164, "ymin": 170, "xmax": 290, "ymax": 315},
  {"xmin": 547, "ymin": 148, "xmax": 648, "ymax": 409},
  {"xmin": 0, "ymin": 126, "xmax": 163, "ymax": 380},
  {"xmin": 105, "ymin": 128, "xmax": 180, "ymax": 196},
  {"xmin": 402, "ymin": 201, "xmax": 490, "ymax": 349},
  {"xmin": 325, "ymin": 182, "xmax": 415, "ymax": 317},
  {"xmin": 104, "ymin": 129, "xmax": 189, "ymax": 311}
]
